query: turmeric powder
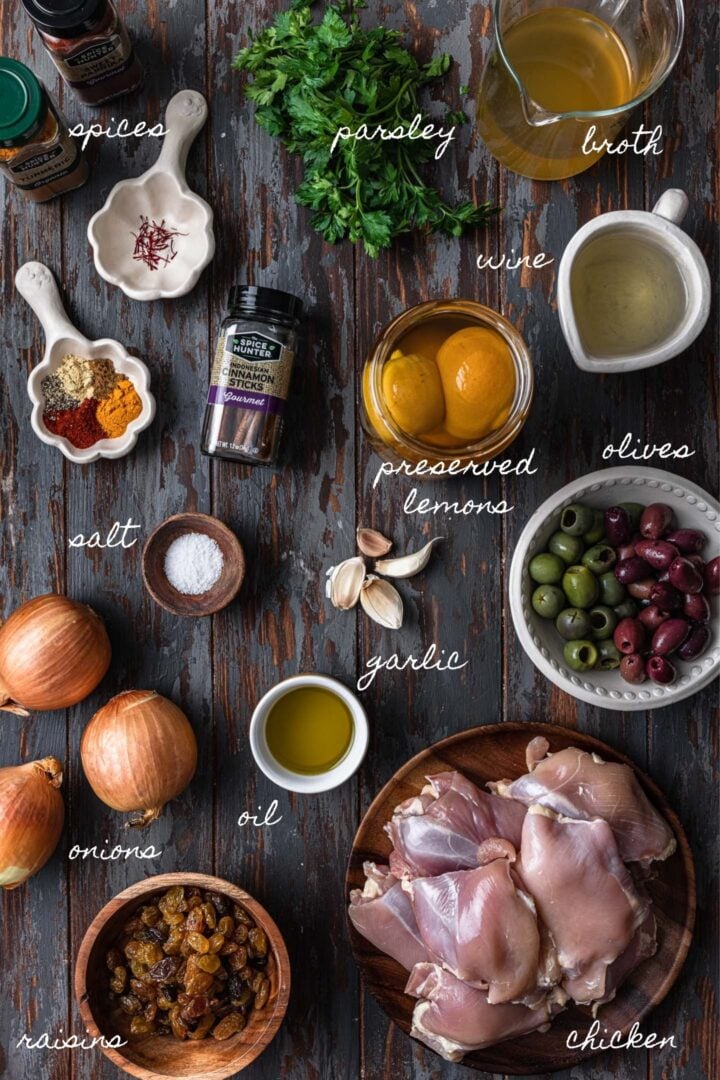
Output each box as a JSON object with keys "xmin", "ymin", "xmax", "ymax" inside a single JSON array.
[{"xmin": 96, "ymin": 377, "xmax": 143, "ymax": 438}]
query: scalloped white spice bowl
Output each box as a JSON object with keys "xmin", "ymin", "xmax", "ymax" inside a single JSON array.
[
  {"xmin": 15, "ymin": 262, "xmax": 155, "ymax": 464},
  {"xmin": 509, "ymin": 467, "xmax": 720, "ymax": 711},
  {"xmin": 87, "ymin": 90, "xmax": 214, "ymax": 302}
]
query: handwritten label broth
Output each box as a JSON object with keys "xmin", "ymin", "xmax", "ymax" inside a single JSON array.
[
  {"xmin": 571, "ymin": 231, "xmax": 687, "ymax": 357},
  {"xmin": 265, "ymin": 687, "xmax": 353, "ymax": 775}
]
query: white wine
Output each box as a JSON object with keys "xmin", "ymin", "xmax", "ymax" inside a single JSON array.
[{"xmin": 571, "ymin": 231, "xmax": 687, "ymax": 358}]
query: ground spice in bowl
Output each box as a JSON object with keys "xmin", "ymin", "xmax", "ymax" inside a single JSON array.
[{"xmin": 41, "ymin": 354, "xmax": 144, "ymax": 450}]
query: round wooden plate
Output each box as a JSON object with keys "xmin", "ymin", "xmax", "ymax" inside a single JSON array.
[{"xmin": 346, "ymin": 723, "xmax": 696, "ymax": 1074}]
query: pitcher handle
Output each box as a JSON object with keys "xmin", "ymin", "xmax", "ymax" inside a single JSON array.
[{"xmin": 652, "ymin": 189, "xmax": 689, "ymax": 226}]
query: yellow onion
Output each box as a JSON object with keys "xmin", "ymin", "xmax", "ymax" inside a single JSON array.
[
  {"xmin": 0, "ymin": 594, "xmax": 111, "ymax": 715},
  {"xmin": 0, "ymin": 757, "xmax": 64, "ymax": 889},
  {"xmin": 81, "ymin": 690, "xmax": 197, "ymax": 828}
]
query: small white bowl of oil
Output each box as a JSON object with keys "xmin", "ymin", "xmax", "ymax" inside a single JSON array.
[
  {"xmin": 249, "ymin": 674, "xmax": 369, "ymax": 794},
  {"xmin": 558, "ymin": 188, "xmax": 711, "ymax": 374}
]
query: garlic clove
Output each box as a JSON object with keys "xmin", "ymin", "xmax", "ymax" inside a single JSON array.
[
  {"xmin": 360, "ymin": 575, "xmax": 404, "ymax": 629},
  {"xmin": 356, "ymin": 527, "xmax": 393, "ymax": 558},
  {"xmin": 326, "ymin": 556, "xmax": 366, "ymax": 610},
  {"xmin": 374, "ymin": 537, "xmax": 444, "ymax": 579}
]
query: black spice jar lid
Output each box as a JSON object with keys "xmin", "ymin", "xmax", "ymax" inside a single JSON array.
[
  {"xmin": 228, "ymin": 285, "xmax": 303, "ymax": 322},
  {"xmin": 21, "ymin": 0, "xmax": 106, "ymax": 37}
]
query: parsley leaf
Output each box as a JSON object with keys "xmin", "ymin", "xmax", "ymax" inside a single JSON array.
[{"xmin": 234, "ymin": 0, "xmax": 498, "ymax": 257}]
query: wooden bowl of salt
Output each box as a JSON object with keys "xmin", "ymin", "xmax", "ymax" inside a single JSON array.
[{"xmin": 142, "ymin": 513, "xmax": 245, "ymax": 617}]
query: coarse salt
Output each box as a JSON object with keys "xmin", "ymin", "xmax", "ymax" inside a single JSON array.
[{"xmin": 164, "ymin": 532, "xmax": 224, "ymax": 595}]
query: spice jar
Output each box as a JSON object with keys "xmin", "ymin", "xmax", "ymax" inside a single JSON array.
[
  {"xmin": 202, "ymin": 286, "xmax": 303, "ymax": 467},
  {"xmin": 0, "ymin": 57, "xmax": 89, "ymax": 202},
  {"xmin": 361, "ymin": 299, "xmax": 534, "ymax": 469},
  {"xmin": 21, "ymin": 0, "xmax": 143, "ymax": 106}
]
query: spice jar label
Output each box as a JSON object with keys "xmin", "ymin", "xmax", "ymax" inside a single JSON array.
[
  {"xmin": 206, "ymin": 330, "xmax": 292, "ymax": 417},
  {"xmin": 5, "ymin": 130, "xmax": 80, "ymax": 191},
  {"xmin": 50, "ymin": 29, "xmax": 133, "ymax": 89}
]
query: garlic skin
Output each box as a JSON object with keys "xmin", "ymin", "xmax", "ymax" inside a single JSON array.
[
  {"xmin": 360, "ymin": 576, "xmax": 403, "ymax": 629},
  {"xmin": 374, "ymin": 538, "xmax": 444, "ymax": 579},
  {"xmin": 356, "ymin": 527, "xmax": 393, "ymax": 558},
  {"xmin": 326, "ymin": 556, "xmax": 366, "ymax": 610}
]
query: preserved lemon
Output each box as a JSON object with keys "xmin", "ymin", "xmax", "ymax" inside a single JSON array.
[
  {"xmin": 436, "ymin": 326, "xmax": 515, "ymax": 441},
  {"xmin": 381, "ymin": 349, "xmax": 445, "ymax": 436}
]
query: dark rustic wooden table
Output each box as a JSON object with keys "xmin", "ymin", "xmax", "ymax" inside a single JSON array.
[{"xmin": 1, "ymin": 2, "xmax": 717, "ymax": 1080}]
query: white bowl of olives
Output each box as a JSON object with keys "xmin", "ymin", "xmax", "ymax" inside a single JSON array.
[{"xmin": 509, "ymin": 467, "xmax": 720, "ymax": 711}]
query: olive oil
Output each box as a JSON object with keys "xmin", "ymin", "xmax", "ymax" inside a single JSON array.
[
  {"xmin": 265, "ymin": 687, "xmax": 353, "ymax": 775},
  {"xmin": 571, "ymin": 231, "xmax": 687, "ymax": 357}
]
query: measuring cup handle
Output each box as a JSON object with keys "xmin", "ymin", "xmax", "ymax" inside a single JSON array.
[
  {"xmin": 652, "ymin": 189, "xmax": 689, "ymax": 226},
  {"xmin": 15, "ymin": 262, "xmax": 81, "ymax": 344},
  {"xmin": 152, "ymin": 90, "xmax": 208, "ymax": 183}
]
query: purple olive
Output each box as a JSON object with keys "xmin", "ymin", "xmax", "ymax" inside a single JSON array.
[
  {"xmin": 650, "ymin": 581, "xmax": 683, "ymax": 611},
  {"xmin": 604, "ymin": 506, "xmax": 632, "ymax": 547},
  {"xmin": 683, "ymin": 593, "xmax": 710, "ymax": 623},
  {"xmin": 638, "ymin": 605, "xmax": 672, "ymax": 632},
  {"xmin": 618, "ymin": 536, "xmax": 642, "ymax": 561},
  {"xmin": 646, "ymin": 655, "xmax": 676, "ymax": 685},
  {"xmin": 704, "ymin": 556, "xmax": 720, "ymax": 596},
  {"xmin": 620, "ymin": 654, "xmax": 646, "ymax": 685},
  {"xmin": 640, "ymin": 503, "xmax": 675, "ymax": 540},
  {"xmin": 665, "ymin": 529, "xmax": 708, "ymax": 554},
  {"xmin": 634, "ymin": 539, "xmax": 679, "ymax": 571},
  {"xmin": 668, "ymin": 556, "xmax": 704, "ymax": 595},
  {"xmin": 615, "ymin": 556, "xmax": 653, "ymax": 584},
  {"xmin": 614, "ymin": 617, "xmax": 647, "ymax": 655},
  {"xmin": 651, "ymin": 618, "xmax": 690, "ymax": 656},
  {"xmin": 628, "ymin": 578, "xmax": 656, "ymax": 600},
  {"xmin": 677, "ymin": 625, "xmax": 711, "ymax": 661}
]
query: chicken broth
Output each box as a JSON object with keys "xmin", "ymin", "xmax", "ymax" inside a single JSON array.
[{"xmin": 265, "ymin": 687, "xmax": 353, "ymax": 775}]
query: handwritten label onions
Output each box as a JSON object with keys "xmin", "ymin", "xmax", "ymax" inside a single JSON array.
[
  {"xmin": 0, "ymin": 757, "xmax": 64, "ymax": 889},
  {"xmin": 0, "ymin": 594, "xmax": 111, "ymax": 714},
  {"xmin": 80, "ymin": 691, "xmax": 197, "ymax": 828}
]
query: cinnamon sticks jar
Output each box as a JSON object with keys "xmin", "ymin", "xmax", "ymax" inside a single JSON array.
[
  {"xmin": 21, "ymin": 0, "xmax": 143, "ymax": 106},
  {"xmin": 202, "ymin": 286, "xmax": 303, "ymax": 467}
]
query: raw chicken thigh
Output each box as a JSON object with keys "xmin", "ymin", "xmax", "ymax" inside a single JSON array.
[
  {"xmin": 409, "ymin": 856, "xmax": 553, "ymax": 1005},
  {"xmin": 386, "ymin": 770, "xmax": 526, "ymax": 879},
  {"xmin": 519, "ymin": 806, "xmax": 650, "ymax": 1006},
  {"xmin": 348, "ymin": 863, "xmax": 430, "ymax": 972},
  {"xmin": 492, "ymin": 737, "xmax": 675, "ymax": 867},
  {"xmin": 406, "ymin": 963, "xmax": 552, "ymax": 1063}
]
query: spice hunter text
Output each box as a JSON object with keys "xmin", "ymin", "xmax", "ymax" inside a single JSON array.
[{"xmin": 0, "ymin": 1, "xmax": 717, "ymax": 1079}]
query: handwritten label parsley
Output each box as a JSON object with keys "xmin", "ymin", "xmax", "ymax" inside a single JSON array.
[{"xmin": 233, "ymin": 0, "xmax": 498, "ymax": 258}]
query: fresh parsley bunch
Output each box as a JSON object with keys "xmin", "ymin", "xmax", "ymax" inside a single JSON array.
[{"xmin": 233, "ymin": 0, "xmax": 497, "ymax": 257}]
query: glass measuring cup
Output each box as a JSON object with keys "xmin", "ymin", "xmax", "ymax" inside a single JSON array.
[{"xmin": 475, "ymin": 0, "xmax": 685, "ymax": 180}]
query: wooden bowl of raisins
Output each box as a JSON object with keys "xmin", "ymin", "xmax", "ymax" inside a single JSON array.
[{"xmin": 74, "ymin": 873, "xmax": 291, "ymax": 1079}]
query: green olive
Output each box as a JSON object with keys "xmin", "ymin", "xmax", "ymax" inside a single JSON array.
[
  {"xmin": 562, "ymin": 564, "xmax": 600, "ymax": 609},
  {"xmin": 599, "ymin": 571, "xmax": 626, "ymax": 607},
  {"xmin": 618, "ymin": 502, "xmax": 644, "ymax": 530},
  {"xmin": 582, "ymin": 510, "xmax": 605, "ymax": 546},
  {"xmin": 563, "ymin": 639, "xmax": 599, "ymax": 671},
  {"xmin": 548, "ymin": 531, "xmax": 584, "ymax": 565},
  {"xmin": 588, "ymin": 605, "xmax": 617, "ymax": 640},
  {"xmin": 614, "ymin": 599, "xmax": 639, "ymax": 620},
  {"xmin": 532, "ymin": 585, "xmax": 566, "ymax": 619},
  {"xmin": 560, "ymin": 503, "xmax": 595, "ymax": 537},
  {"xmin": 555, "ymin": 607, "xmax": 593, "ymax": 640},
  {"xmin": 581, "ymin": 543, "xmax": 617, "ymax": 574},
  {"xmin": 595, "ymin": 640, "xmax": 622, "ymax": 670},
  {"xmin": 529, "ymin": 552, "xmax": 565, "ymax": 585}
]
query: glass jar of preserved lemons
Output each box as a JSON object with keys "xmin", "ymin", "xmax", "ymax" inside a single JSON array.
[{"xmin": 361, "ymin": 300, "xmax": 533, "ymax": 467}]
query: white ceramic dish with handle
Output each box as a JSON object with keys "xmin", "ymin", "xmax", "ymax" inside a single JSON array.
[
  {"xmin": 250, "ymin": 674, "xmax": 369, "ymax": 794},
  {"xmin": 509, "ymin": 467, "xmax": 719, "ymax": 711},
  {"xmin": 558, "ymin": 189, "xmax": 711, "ymax": 374},
  {"xmin": 88, "ymin": 90, "xmax": 214, "ymax": 302},
  {"xmin": 15, "ymin": 261, "xmax": 155, "ymax": 464}
]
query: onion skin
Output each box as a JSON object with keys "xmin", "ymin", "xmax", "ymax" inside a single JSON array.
[
  {"xmin": 80, "ymin": 691, "xmax": 198, "ymax": 828},
  {"xmin": 0, "ymin": 757, "xmax": 64, "ymax": 889},
  {"xmin": 0, "ymin": 594, "xmax": 111, "ymax": 713}
]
